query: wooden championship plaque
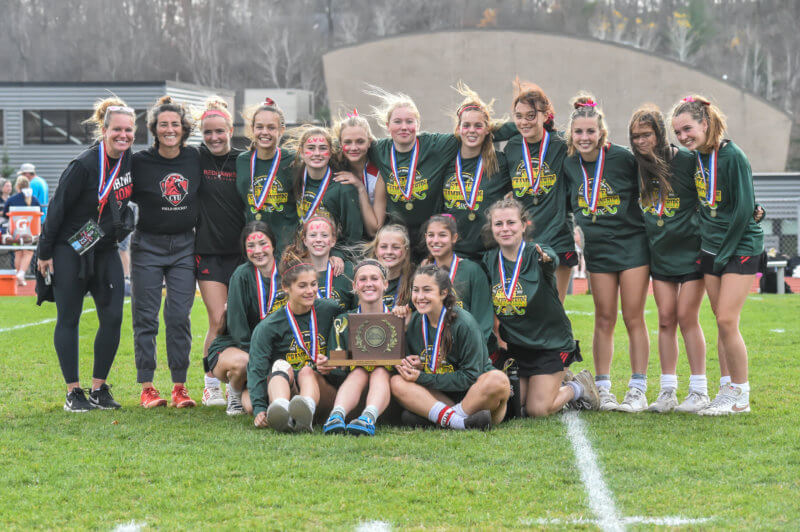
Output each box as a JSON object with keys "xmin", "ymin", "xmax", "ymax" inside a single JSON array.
[{"xmin": 325, "ymin": 312, "xmax": 406, "ymax": 366}]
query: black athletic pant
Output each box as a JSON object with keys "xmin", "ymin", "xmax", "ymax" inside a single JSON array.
[{"xmin": 52, "ymin": 244, "xmax": 124, "ymax": 384}]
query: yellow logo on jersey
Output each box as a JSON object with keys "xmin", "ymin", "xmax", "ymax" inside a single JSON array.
[
  {"xmin": 249, "ymin": 176, "xmax": 288, "ymax": 213},
  {"xmin": 577, "ymin": 181, "xmax": 621, "ymax": 217},
  {"xmin": 512, "ymin": 159, "xmax": 557, "ymax": 199},
  {"xmin": 297, "ymin": 193, "xmax": 332, "ymax": 220},
  {"xmin": 286, "ymin": 331, "xmax": 328, "ymax": 370},
  {"xmin": 443, "ymin": 173, "xmax": 484, "ymax": 209},
  {"xmin": 420, "ymin": 347, "xmax": 455, "ymax": 374},
  {"xmin": 492, "ymin": 282, "xmax": 527, "ymax": 316},
  {"xmin": 640, "ymin": 194, "xmax": 680, "ymax": 216},
  {"xmin": 386, "ymin": 167, "xmax": 428, "ymax": 202},
  {"xmin": 694, "ymin": 168, "xmax": 722, "ymax": 207}
]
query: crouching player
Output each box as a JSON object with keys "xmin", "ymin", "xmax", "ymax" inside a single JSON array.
[{"xmin": 391, "ymin": 265, "xmax": 510, "ymax": 430}]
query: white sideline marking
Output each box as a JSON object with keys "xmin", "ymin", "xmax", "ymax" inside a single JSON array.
[
  {"xmin": 524, "ymin": 516, "xmax": 712, "ymax": 527},
  {"xmin": 0, "ymin": 301, "xmax": 130, "ymax": 333},
  {"xmin": 771, "ymin": 328, "xmax": 785, "ymax": 333},
  {"xmin": 112, "ymin": 521, "xmax": 145, "ymax": 532},
  {"xmin": 561, "ymin": 411, "xmax": 624, "ymax": 532},
  {"xmin": 565, "ymin": 310, "xmax": 593, "ymax": 316},
  {"xmin": 355, "ymin": 521, "xmax": 391, "ymax": 532}
]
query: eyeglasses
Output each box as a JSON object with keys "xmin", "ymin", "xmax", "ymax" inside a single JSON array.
[{"xmin": 514, "ymin": 112, "xmax": 538, "ymax": 121}]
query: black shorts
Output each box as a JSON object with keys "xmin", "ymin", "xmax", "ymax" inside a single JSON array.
[
  {"xmin": 506, "ymin": 341, "xmax": 582, "ymax": 378},
  {"xmin": 195, "ymin": 253, "xmax": 242, "ymax": 284},
  {"xmin": 651, "ymin": 270, "xmax": 704, "ymax": 284},
  {"xmin": 558, "ymin": 251, "xmax": 579, "ymax": 268},
  {"xmin": 697, "ymin": 251, "xmax": 765, "ymax": 277}
]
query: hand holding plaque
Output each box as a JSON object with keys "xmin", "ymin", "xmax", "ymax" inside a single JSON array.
[{"xmin": 324, "ymin": 313, "xmax": 406, "ymax": 366}]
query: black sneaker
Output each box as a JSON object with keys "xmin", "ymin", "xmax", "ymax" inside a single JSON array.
[
  {"xmin": 64, "ymin": 388, "xmax": 95, "ymax": 413},
  {"xmin": 89, "ymin": 384, "xmax": 121, "ymax": 410},
  {"xmin": 464, "ymin": 409, "xmax": 492, "ymax": 430},
  {"xmin": 400, "ymin": 409, "xmax": 432, "ymax": 428}
]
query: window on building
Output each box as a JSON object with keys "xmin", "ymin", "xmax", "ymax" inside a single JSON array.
[{"xmin": 23, "ymin": 109, "xmax": 149, "ymax": 145}]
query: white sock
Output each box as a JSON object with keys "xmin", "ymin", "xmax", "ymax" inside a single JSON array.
[
  {"xmin": 228, "ymin": 385, "xmax": 242, "ymax": 397},
  {"xmin": 595, "ymin": 376, "xmax": 611, "ymax": 391},
  {"xmin": 428, "ymin": 402, "xmax": 466, "ymax": 430},
  {"xmin": 688, "ymin": 374, "xmax": 708, "ymax": 395},
  {"xmin": 629, "ymin": 374, "xmax": 647, "ymax": 393},
  {"xmin": 272, "ymin": 397, "xmax": 290, "ymax": 410},
  {"xmin": 300, "ymin": 395, "xmax": 316, "ymax": 414},
  {"xmin": 566, "ymin": 381, "xmax": 583, "ymax": 400},
  {"xmin": 730, "ymin": 381, "xmax": 750, "ymax": 394},
  {"xmin": 363, "ymin": 405, "xmax": 379, "ymax": 423},
  {"xmin": 660, "ymin": 374, "xmax": 678, "ymax": 391},
  {"xmin": 205, "ymin": 375, "xmax": 220, "ymax": 388},
  {"xmin": 720, "ymin": 376, "xmax": 731, "ymax": 387},
  {"xmin": 452, "ymin": 403, "xmax": 467, "ymax": 418}
]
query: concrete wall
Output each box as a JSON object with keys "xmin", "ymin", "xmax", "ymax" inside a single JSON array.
[{"xmin": 323, "ymin": 30, "xmax": 791, "ymax": 172}]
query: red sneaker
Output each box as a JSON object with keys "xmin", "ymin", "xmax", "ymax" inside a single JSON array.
[
  {"xmin": 140, "ymin": 386, "xmax": 167, "ymax": 408},
  {"xmin": 171, "ymin": 384, "xmax": 196, "ymax": 408}
]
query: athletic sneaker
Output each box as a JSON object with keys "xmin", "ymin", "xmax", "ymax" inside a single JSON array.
[
  {"xmin": 225, "ymin": 391, "xmax": 244, "ymax": 416},
  {"xmin": 464, "ymin": 409, "xmax": 492, "ymax": 430},
  {"xmin": 647, "ymin": 388, "xmax": 678, "ymax": 413},
  {"xmin": 573, "ymin": 370, "xmax": 601, "ymax": 410},
  {"xmin": 675, "ymin": 391, "xmax": 711, "ymax": 413},
  {"xmin": 202, "ymin": 386, "xmax": 226, "ymax": 407},
  {"xmin": 266, "ymin": 401, "xmax": 292, "ymax": 432},
  {"xmin": 598, "ymin": 388, "xmax": 620, "ymax": 411},
  {"xmin": 64, "ymin": 388, "xmax": 95, "ymax": 413},
  {"xmin": 346, "ymin": 415, "xmax": 376, "ymax": 436},
  {"xmin": 89, "ymin": 384, "xmax": 121, "ymax": 410},
  {"xmin": 170, "ymin": 384, "xmax": 196, "ymax": 408},
  {"xmin": 323, "ymin": 413, "xmax": 346, "ymax": 435},
  {"xmin": 140, "ymin": 386, "xmax": 167, "ymax": 408},
  {"xmin": 288, "ymin": 396, "xmax": 314, "ymax": 433},
  {"xmin": 698, "ymin": 385, "xmax": 750, "ymax": 416},
  {"xmin": 616, "ymin": 388, "xmax": 648, "ymax": 412},
  {"xmin": 400, "ymin": 409, "xmax": 432, "ymax": 428}
]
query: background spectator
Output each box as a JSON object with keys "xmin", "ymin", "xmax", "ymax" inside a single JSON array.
[{"xmin": 18, "ymin": 163, "xmax": 48, "ymax": 220}]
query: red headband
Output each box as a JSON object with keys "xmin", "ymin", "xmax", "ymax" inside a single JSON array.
[
  {"xmin": 577, "ymin": 101, "xmax": 597, "ymax": 108},
  {"xmin": 201, "ymin": 109, "xmax": 228, "ymax": 121},
  {"xmin": 458, "ymin": 104, "xmax": 483, "ymax": 117},
  {"xmin": 682, "ymin": 97, "xmax": 709, "ymax": 105},
  {"xmin": 285, "ymin": 262, "xmax": 313, "ymax": 274}
]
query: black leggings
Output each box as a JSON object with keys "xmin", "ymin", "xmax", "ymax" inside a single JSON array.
[{"xmin": 52, "ymin": 244, "xmax": 124, "ymax": 383}]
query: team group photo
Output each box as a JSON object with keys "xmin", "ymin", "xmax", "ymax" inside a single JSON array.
[{"xmin": 1, "ymin": 1, "xmax": 798, "ymax": 530}]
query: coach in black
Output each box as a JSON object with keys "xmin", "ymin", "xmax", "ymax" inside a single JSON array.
[{"xmin": 131, "ymin": 96, "xmax": 201, "ymax": 409}]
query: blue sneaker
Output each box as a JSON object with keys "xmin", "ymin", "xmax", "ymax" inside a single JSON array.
[
  {"xmin": 323, "ymin": 412, "xmax": 346, "ymax": 434},
  {"xmin": 345, "ymin": 415, "xmax": 375, "ymax": 436}
]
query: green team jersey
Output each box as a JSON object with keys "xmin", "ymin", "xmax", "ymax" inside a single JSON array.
[
  {"xmin": 484, "ymin": 244, "xmax": 574, "ymax": 353},
  {"xmin": 504, "ymin": 133, "xmax": 574, "ymax": 253},
  {"xmin": 368, "ymin": 133, "xmax": 458, "ymax": 236},
  {"xmin": 236, "ymin": 149, "xmax": 298, "ymax": 254},
  {"xmin": 317, "ymin": 261, "xmax": 355, "ymax": 311},
  {"xmin": 441, "ymin": 152, "xmax": 511, "ymax": 260},
  {"xmin": 247, "ymin": 298, "xmax": 341, "ymax": 416},
  {"xmin": 694, "ymin": 141, "xmax": 764, "ymax": 271},
  {"xmin": 563, "ymin": 143, "xmax": 649, "ymax": 273},
  {"xmin": 226, "ymin": 262, "xmax": 287, "ymax": 351},
  {"xmin": 406, "ymin": 307, "xmax": 494, "ymax": 392},
  {"xmin": 641, "ymin": 147, "xmax": 701, "ymax": 277},
  {"xmin": 298, "ymin": 172, "xmax": 364, "ymax": 247},
  {"xmin": 382, "ymin": 275, "xmax": 407, "ymax": 309},
  {"xmin": 435, "ymin": 256, "xmax": 493, "ymax": 343}
]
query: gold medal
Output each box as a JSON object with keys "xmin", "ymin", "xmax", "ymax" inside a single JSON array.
[
  {"xmin": 591, "ymin": 214, "xmax": 597, "ymax": 223},
  {"xmin": 657, "ymin": 218, "xmax": 664, "ymax": 227},
  {"xmin": 255, "ymin": 213, "xmax": 262, "ymax": 220},
  {"xmin": 468, "ymin": 211, "xmax": 476, "ymax": 221},
  {"xmin": 710, "ymin": 208, "xmax": 717, "ymax": 218},
  {"xmin": 405, "ymin": 202, "xmax": 414, "ymax": 211}
]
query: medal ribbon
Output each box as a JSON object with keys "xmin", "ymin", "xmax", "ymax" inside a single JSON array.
[
  {"xmin": 318, "ymin": 262, "xmax": 333, "ymax": 299},
  {"xmin": 522, "ymin": 129, "xmax": 550, "ymax": 195},
  {"xmin": 435, "ymin": 254, "xmax": 460, "ymax": 283},
  {"xmin": 255, "ymin": 263, "xmax": 278, "ymax": 319},
  {"xmin": 696, "ymin": 150, "xmax": 718, "ymax": 207},
  {"xmin": 97, "ymin": 141, "xmax": 123, "ymax": 217},
  {"xmin": 498, "ymin": 242, "xmax": 526, "ymax": 301},
  {"xmin": 250, "ymin": 148, "xmax": 282, "ymax": 211},
  {"xmin": 285, "ymin": 303, "xmax": 318, "ymax": 364},
  {"xmin": 655, "ymin": 190, "xmax": 666, "ymax": 217},
  {"xmin": 390, "ymin": 139, "xmax": 419, "ymax": 201},
  {"xmin": 579, "ymin": 145, "xmax": 606, "ymax": 213},
  {"xmin": 454, "ymin": 153, "xmax": 483, "ymax": 211},
  {"xmin": 422, "ymin": 306, "xmax": 447, "ymax": 372},
  {"xmin": 300, "ymin": 167, "xmax": 332, "ymax": 222}
]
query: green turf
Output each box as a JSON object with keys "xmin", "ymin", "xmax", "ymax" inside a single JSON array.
[{"xmin": 0, "ymin": 294, "xmax": 798, "ymax": 530}]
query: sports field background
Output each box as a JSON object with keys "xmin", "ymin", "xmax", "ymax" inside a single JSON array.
[{"xmin": 0, "ymin": 293, "xmax": 798, "ymax": 530}]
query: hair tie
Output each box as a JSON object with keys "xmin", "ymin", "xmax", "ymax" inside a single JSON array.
[
  {"xmin": 346, "ymin": 108, "xmax": 359, "ymax": 118},
  {"xmin": 285, "ymin": 262, "xmax": 313, "ymax": 274},
  {"xmin": 264, "ymin": 97, "xmax": 276, "ymax": 106},
  {"xmin": 546, "ymin": 113, "xmax": 554, "ymax": 122},
  {"xmin": 441, "ymin": 213, "xmax": 456, "ymax": 220},
  {"xmin": 577, "ymin": 101, "xmax": 596, "ymax": 108},
  {"xmin": 201, "ymin": 109, "xmax": 227, "ymax": 121},
  {"xmin": 457, "ymin": 104, "xmax": 482, "ymax": 117}
]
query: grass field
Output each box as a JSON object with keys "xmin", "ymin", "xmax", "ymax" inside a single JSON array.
[{"xmin": 0, "ymin": 293, "xmax": 798, "ymax": 530}]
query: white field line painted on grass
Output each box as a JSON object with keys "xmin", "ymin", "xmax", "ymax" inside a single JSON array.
[
  {"xmin": 111, "ymin": 521, "xmax": 145, "ymax": 532},
  {"xmin": 524, "ymin": 517, "xmax": 712, "ymax": 527},
  {"xmin": 560, "ymin": 410, "xmax": 624, "ymax": 532},
  {"xmin": 0, "ymin": 300, "xmax": 130, "ymax": 333},
  {"xmin": 771, "ymin": 328, "xmax": 785, "ymax": 333},
  {"xmin": 355, "ymin": 521, "xmax": 391, "ymax": 532}
]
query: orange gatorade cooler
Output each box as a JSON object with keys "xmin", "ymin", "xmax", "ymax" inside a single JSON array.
[
  {"xmin": 0, "ymin": 269, "xmax": 17, "ymax": 296},
  {"xmin": 8, "ymin": 206, "xmax": 42, "ymax": 238}
]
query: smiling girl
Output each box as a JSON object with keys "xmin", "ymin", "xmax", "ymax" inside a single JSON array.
[{"xmin": 365, "ymin": 224, "xmax": 413, "ymax": 311}]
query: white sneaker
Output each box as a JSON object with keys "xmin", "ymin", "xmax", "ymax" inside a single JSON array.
[
  {"xmin": 598, "ymin": 388, "xmax": 620, "ymax": 411},
  {"xmin": 16, "ymin": 270, "xmax": 27, "ymax": 286},
  {"xmin": 698, "ymin": 385, "xmax": 750, "ymax": 416},
  {"xmin": 616, "ymin": 387, "xmax": 648, "ymax": 412},
  {"xmin": 289, "ymin": 395, "xmax": 314, "ymax": 433},
  {"xmin": 647, "ymin": 388, "xmax": 678, "ymax": 413},
  {"xmin": 266, "ymin": 401, "xmax": 292, "ymax": 432},
  {"xmin": 226, "ymin": 390, "xmax": 244, "ymax": 416},
  {"xmin": 202, "ymin": 385, "xmax": 226, "ymax": 407},
  {"xmin": 675, "ymin": 391, "xmax": 710, "ymax": 413}
]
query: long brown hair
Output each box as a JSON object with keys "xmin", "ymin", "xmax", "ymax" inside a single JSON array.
[
  {"xmin": 629, "ymin": 105, "xmax": 673, "ymax": 208},
  {"xmin": 283, "ymin": 214, "xmax": 339, "ymax": 262},
  {"xmin": 481, "ymin": 193, "xmax": 536, "ymax": 248},
  {"xmin": 452, "ymin": 81, "xmax": 500, "ymax": 176},
  {"xmin": 364, "ymin": 224, "xmax": 413, "ymax": 305},
  {"xmin": 413, "ymin": 264, "xmax": 459, "ymax": 357},
  {"xmin": 512, "ymin": 78, "xmax": 556, "ymax": 133},
  {"xmin": 670, "ymin": 95, "xmax": 727, "ymax": 154}
]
